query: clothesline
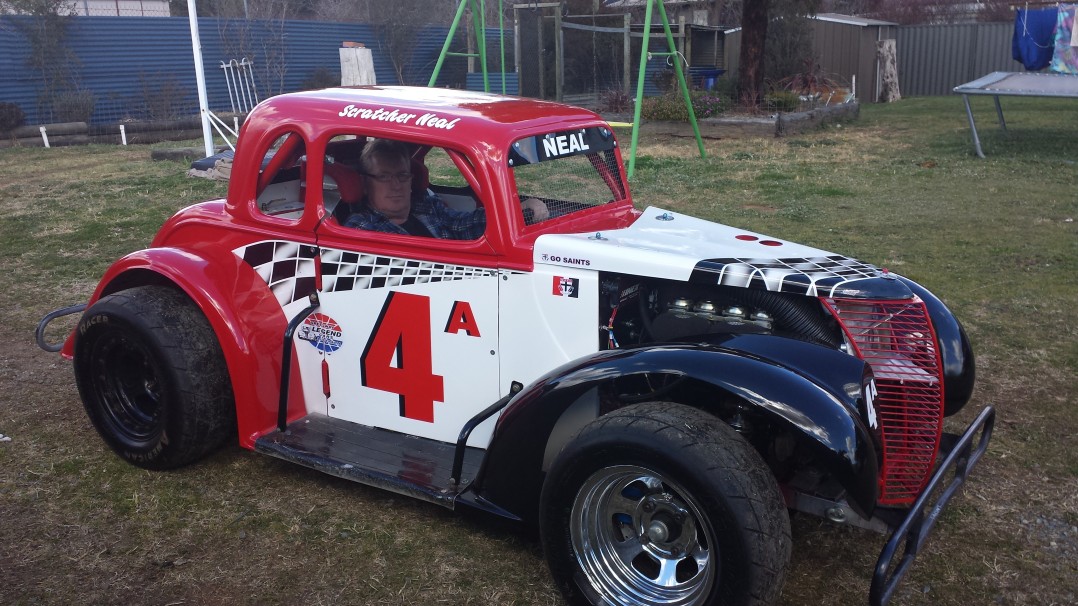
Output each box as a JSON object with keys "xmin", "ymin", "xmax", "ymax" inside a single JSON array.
[
  {"xmin": 1009, "ymin": 1, "xmax": 1063, "ymax": 8},
  {"xmin": 1012, "ymin": 2, "xmax": 1078, "ymax": 73}
]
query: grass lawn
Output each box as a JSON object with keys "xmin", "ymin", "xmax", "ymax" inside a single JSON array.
[{"xmin": 0, "ymin": 94, "xmax": 1075, "ymax": 605}]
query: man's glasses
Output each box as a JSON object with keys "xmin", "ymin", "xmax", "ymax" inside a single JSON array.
[{"xmin": 365, "ymin": 172, "xmax": 412, "ymax": 184}]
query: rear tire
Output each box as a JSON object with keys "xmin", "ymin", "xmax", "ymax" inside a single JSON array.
[
  {"xmin": 73, "ymin": 285, "xmax": 235, "ymax": 469},
  {"xmin": 540, "ymin": 402, "xmax": 791, "ymax": 606}
]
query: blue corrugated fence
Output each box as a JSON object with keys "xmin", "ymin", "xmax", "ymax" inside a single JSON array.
[{"xmin": 0, "ymin": 15, "xmax": 512, "ymax": 126}]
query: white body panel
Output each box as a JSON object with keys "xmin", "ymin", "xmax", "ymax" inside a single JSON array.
[
  {"xmin": 314, "ymin": 250, "xmax": 502, "ymax": 446},
  {"xmin": 233, "ymin": 204, "xmax": 882, "ymax": 449},
  {"xmin": 498, "ymin": 266, "xmax": 600, "ymax": 394},
  {"xmin": 535, "ymin": 206, "xmax": 837, "ymax": 278}
]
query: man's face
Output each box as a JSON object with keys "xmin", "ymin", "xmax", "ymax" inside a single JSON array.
[{"xmin": 365, "ymin": 154, "xmax": 412, "ymax": 223}]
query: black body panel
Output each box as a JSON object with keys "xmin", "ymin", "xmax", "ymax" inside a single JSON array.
[
  {"xmin": 255, "ymin": 413, "xmax": 484, "ymax": 507},
  {"xmin": 477, "ymin": 343, "xmax": 880, "ymax": 525}
]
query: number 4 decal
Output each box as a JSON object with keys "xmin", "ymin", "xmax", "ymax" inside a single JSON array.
[
  {"xmin": 360, "ymin": 293, "xmax": 483, "ymax": 423},
  {"xmin": 361, "ymin": 292, "xmax": 445, "ymax": 423}
]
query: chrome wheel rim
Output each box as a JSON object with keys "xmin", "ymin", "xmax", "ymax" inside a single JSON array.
[{"xmin": 570, "ymin": 465, "xmax": 716, "ymax": 606}]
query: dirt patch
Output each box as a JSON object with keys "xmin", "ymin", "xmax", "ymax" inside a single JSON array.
[{"xmin": 742, "ymin": 204, "xmax": 778, "ymax": 213}]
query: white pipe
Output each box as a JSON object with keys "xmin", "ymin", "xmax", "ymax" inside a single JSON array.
[
  {"xmin": 188, "ymin": 0, "xmax": 214, "ymax": 158},
  {"xmin": 120, "ymin": 124, "xmax": 127, "ymax": 145},
  {"xmin": 39, "ymin": 126, "xmax": 49, "ymax": 148}
]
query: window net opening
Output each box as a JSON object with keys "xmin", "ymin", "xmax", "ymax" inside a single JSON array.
[{"xmin": 509, "ymin": 127, "xmax": 625, "ymax": 225}]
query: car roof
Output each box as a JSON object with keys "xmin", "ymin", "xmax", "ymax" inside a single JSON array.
[{"xmin": 246, "ymin": 85, "xmax": 605, "ymax": 149}]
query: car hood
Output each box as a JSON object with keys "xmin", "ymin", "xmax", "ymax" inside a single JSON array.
[{"xmin": 534, "ymin": 206, "xmax": 908, "ymax": 299}]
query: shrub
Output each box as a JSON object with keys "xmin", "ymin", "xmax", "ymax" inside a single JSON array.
[
  {"xmin": 0, "ymin": 102, "xmax": 26, "ymax": 132},
  {"xmin": 692, "ymin": 93, "xmax": 726, "ymax": 119},
  {"xmin": 139, "ymin": 73, "xmax": 189, "ymax": 120},
  {"xmin": 765, "ymin": 91, "xmax": 800, "ymax": 113},
  {"xmin": 301, "ymin": 67, "xmax": 341, "ymax": 91},
  {"xmin": 52, "ymin": 90, "xmax": 96, "ymax": 123},
  {"xmin": 640, "ymin": 93, "xmax": 689, "ymax": 122},
  {"xmin": 641, "ymin": 91, "xmax": 727, "ymax": 122},
  {"xmin": 599, "ymin": 88, "xmax": 632, "ymax": 113}
]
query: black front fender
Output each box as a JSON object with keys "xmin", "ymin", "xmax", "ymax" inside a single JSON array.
[{"xmin": 474, "ymin": 343, "xmax": 879, "ymax": 525}]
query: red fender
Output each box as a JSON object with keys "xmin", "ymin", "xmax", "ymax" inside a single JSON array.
[{"xmin": 64, "ymin": 247, "xmax": 299, "ymax": 449}]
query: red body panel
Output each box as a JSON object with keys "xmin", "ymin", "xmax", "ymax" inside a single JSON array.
[{"xmin": 71, "ymin": 86, "xmax": 637, "ymax": 448}]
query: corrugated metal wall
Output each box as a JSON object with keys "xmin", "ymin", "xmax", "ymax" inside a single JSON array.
[
  {"xmin": 897, "ymin": 22, "xmax": 1014, "ymax": 97},
  {"xmin": 0, "ymin": 15, "xmax": 509, "ymax": 125},
  {"xmin": 688, "ymin": 26, "xmax": 724, "ymax": 69},
  {"xmin": 723, "ymin": 19, "xmax": 896, "ymax": 102}
]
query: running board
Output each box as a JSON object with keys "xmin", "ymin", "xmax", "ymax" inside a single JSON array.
[{"xmin": 254, "ymin": 414, "xmax": 485, "ymax": 508}]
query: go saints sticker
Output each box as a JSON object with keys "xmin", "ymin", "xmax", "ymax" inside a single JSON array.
[
  {"xmin": 298, "ymin": 313, "xmax": 344, "ymax": 353},
  {"xmin": 552, "ymin": 276, "xmax": 579, "ymax": 298}
]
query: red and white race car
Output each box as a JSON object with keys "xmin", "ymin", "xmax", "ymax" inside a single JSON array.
[{"xmin": 39, "ymin": 86, "xmax": 994, "ymax": 606}]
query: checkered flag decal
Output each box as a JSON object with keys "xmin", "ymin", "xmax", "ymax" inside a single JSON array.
[
  {"xmin": 690, "ymin": 255, "xmax": 882, "ymax": 296},
  {"xmin": 234, "ymin": 241, "xmax": 496, "ymax": 307},
  {"xmin": 321, "ymin": 249, "xmax": 495, "ymax": 292},
  {"xmin": 234, "ymin": 241, "xmax": 318, "ymax": 307}
]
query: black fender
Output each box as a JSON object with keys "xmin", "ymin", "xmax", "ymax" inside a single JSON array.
[
  {"xmin": 473, "ymin": 342, "xmax": 880, "ymax": 525},
  {"xmin": 896, "ymin": 276, "xmax": 976, "ymax": 416}
]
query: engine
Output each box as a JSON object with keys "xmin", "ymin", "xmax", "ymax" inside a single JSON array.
[{"xmin": 601, "ymin": 279, "xmax": 841, "ymax": 349}]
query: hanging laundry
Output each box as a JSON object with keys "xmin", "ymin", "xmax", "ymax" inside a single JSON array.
[
  {"xmin": 1013, "ymin": 6, "xmax": 1059, "ymax": 71},
  {"xmin": 1050, "ymin": 5, "xmax": 1078, "ymax": 74}
]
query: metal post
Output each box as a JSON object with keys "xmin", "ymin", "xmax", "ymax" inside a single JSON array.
[
  {"xmin": 499, "ymin": 0, "xmax": 506, "ymax": 94},
  {"xmin": 554, "ymin": 6, "xmax": 563, "ymax": 101},
  {"xmin": 656, "ymin": 0, "xmax": 705, "ymax": 159},
  {"xmin": 472, "ymin": 0, "xmax": 489, "ymax": 92},
  {"xmin": 993, "ymin": 95, "xmax": 1007, "ymax": 133},
  {"xmin": 962, "ymin": 94, "xmax": 985, "ymax": 159},
  {"xmin": 623, "ymin": 13, "xmax": 631, "ymax": 95},
  {"xmin": 628, "ymin": 0, "xmax": 655, "ymax": 179},
  {"xmin": 514, "ymin": 6, "xmax": 522, "ymax": 93},
  {"xmin": 537, "ymin": 12, "xmax": 546, "ymax": 97},
  {"xmin": 429, "ymin": 0, "xmax": 471, "ymax": 87},
  {"xmin": 187, "ymin": 0, "xmax": 214, "ymax": 158}
]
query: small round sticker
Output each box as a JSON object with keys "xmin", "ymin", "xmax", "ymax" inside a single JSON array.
[{"xmin": 298, "ymin": 313, "xmax": 343, "ymax": 353}]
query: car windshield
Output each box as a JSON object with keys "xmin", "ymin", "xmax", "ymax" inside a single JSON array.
[{"xmin": 509, "ymin": 126, "xmax": 626, "ymax": 225}]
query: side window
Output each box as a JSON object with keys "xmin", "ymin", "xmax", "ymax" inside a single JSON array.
[
  {"xmin": 423, "ymin": 147, "xmax": 478, "ymax": 212},
  {"xmin": 323, "ymin": 134, "xmax": 367, "ymax": 224},
  {"xmin": 328, "ymin": 136, "xmax": 485, "ymax": 241},
  {"xmin": 255, "ymin": 132, "xmax": 306, "ymax": 220}
]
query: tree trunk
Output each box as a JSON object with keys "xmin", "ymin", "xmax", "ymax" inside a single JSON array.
[
  {"xmin": 876, "ymin": 39, "xmax": 901, "ymax": 102},
  {"xmin": 737, "ymin": 0, "xmax": 771, "ymax": 107}
]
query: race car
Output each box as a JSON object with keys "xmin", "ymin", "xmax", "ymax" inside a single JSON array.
[{"xmin": 38, "ymin": 86, "xmax": 994, "ymax": 606}]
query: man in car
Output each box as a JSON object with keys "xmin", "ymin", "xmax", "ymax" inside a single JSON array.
[{"xmin": 344, "ymin": 138, "xmax": 548, "ymax": 239}]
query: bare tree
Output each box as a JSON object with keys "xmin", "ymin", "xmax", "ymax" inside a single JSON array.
[
  {"xmin": 368, "ymin": 0, "xmax": 458, "ymax": 85},
  {"xmin": 737, "ymin": 0, "xmax": 821, "ymax": 106},
  {"xmin": 312, "ymin": 0, "xmax": 370, "ymax": 23},
  {"xmin": 2, "ymin": 1, "xmax": 90, "ymax": 120}
]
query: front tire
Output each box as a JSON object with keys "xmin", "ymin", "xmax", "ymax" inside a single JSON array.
[
  {"xmin": 540, "ymin": 402, "xmax": 791, "ymax": 606},
  {"xmin": 73, "ymin": 285, "xmax": 235, "ymax": 470}
]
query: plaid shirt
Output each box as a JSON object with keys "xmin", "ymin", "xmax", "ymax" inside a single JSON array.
[{"xmin": 344, "ymin": 193, "xmax": 486, "ymax": 240}]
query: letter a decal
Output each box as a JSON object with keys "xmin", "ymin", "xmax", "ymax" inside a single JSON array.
[{"xmin": 444, "ymin": 300, "xmax": 481, "ymax": 337}]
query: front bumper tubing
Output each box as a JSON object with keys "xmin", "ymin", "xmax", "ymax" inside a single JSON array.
[{"xmin": 869, "ymin": 405, "xmax": 996, "ymax": 606}]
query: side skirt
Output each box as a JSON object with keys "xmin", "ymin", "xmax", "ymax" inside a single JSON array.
[{"xmin": 255, "ymin": 413, "xmax": 485, "ymax": 508}]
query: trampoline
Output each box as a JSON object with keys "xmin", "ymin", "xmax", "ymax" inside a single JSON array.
[{"xmin": 953, "ymin": 71, "xmax": 1078, "ymax": 157}]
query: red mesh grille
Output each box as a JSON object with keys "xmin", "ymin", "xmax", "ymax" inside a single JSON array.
[{"xmin": 824, "ymin": 297, "xmax": 945, "ymax": 506}]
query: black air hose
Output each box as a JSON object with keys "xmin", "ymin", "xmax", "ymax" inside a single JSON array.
[{"xmin": 726, "ymin": 288, "xmax": 840, "ymax": 348}]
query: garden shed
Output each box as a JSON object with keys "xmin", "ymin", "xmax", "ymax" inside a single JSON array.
[{"xmin": 724, "ymin": 13, "xmax": 898, "ymax": 102}]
